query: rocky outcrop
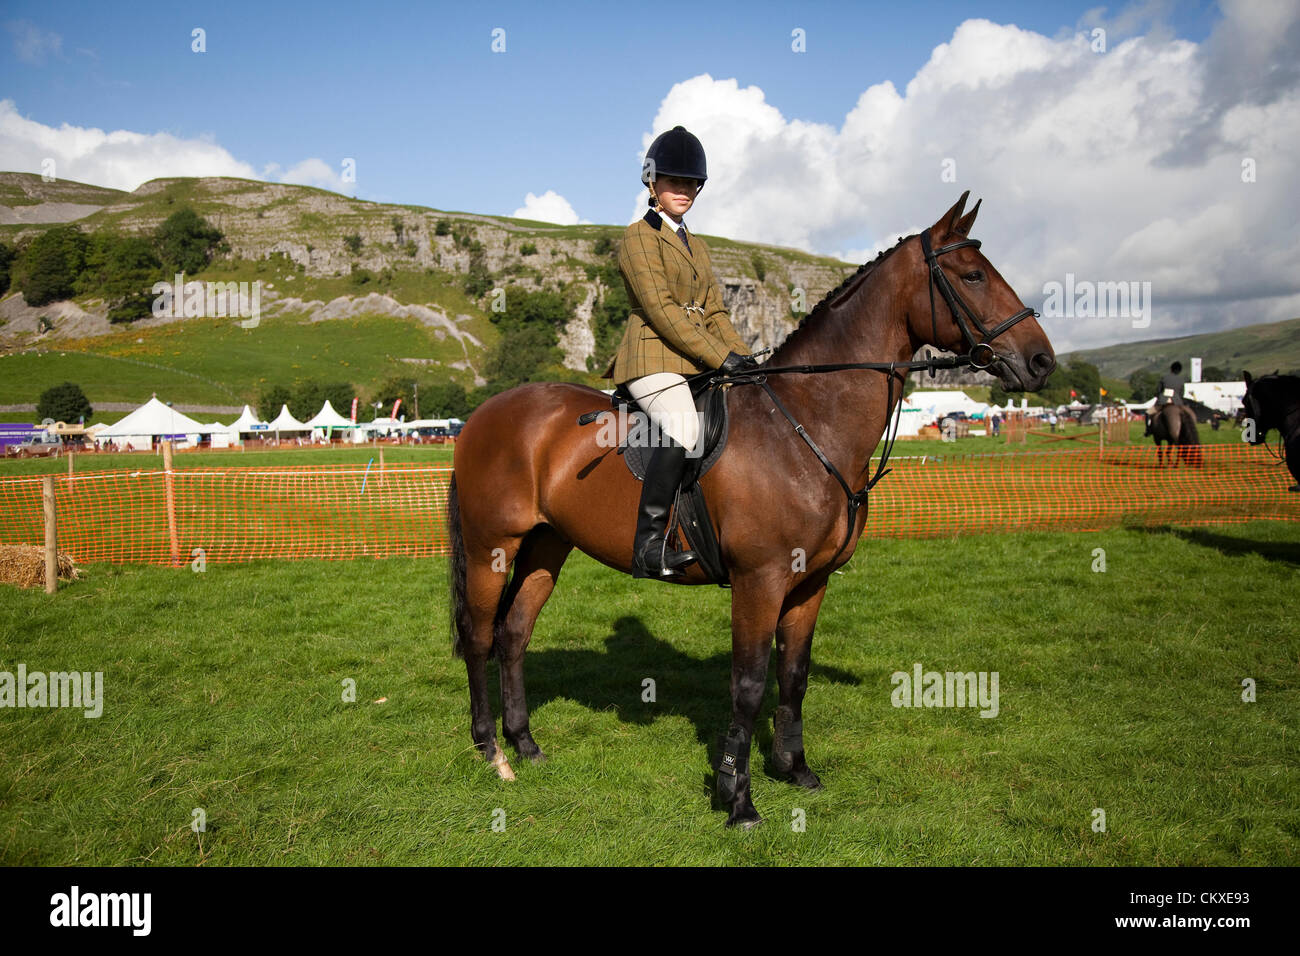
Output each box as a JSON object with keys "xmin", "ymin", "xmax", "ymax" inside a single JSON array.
[{"xmin": 0, "ymin": 173, "xmax": 858, "ymax": 365}]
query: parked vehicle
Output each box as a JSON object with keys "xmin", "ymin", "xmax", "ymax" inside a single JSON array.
[{"xmin": 5, "ymin": 435, "xmax": 63, "ymax": 458}]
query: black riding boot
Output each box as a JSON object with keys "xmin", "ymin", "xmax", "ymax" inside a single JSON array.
[{"xmin": 631, "ymin": 438, "xmax": 698, "ymax": 579}]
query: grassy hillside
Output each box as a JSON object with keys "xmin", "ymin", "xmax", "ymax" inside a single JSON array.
[
  {"xmin": 0, "ymin": 173, "xmax": 857, "ymax": 418},
  {"xmin": 1060, "ymin": 317, "xmax": 1300, "ymax": 381}
]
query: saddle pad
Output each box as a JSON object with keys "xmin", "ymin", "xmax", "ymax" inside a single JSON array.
[{"xmin": 622, "ymin": 382, "xmax": 730, "ymax": 482}]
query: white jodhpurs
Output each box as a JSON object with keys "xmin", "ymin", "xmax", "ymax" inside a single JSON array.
[{"xmin": 625, "ymin": 372, "xmax": 700, "ymax": 455}]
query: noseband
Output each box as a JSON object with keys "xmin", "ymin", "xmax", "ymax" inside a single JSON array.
[{"xmin": 920, "ymin": 230, "xmax": 1037, "ymax": 371}]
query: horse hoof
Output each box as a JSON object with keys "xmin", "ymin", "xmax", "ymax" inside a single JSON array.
[
  {"xmin": 727, "ymin": 813, "xmax": 764, "ymax": 830},
  {"xmin": 490, "ymin": 749, "xmax": 516, "ymax": 781},
  {"xmin": 792, "ymin": 768, "xmax": 823, "ymax": 791}
]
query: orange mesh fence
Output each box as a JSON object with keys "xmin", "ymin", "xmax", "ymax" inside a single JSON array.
[
  {"xmin": 1, "ymin": 445, "xmax": 1295, "ymax": 565},
  {"xmin": 0, "ymin": 463, "xmax": 451, "ymax": 565},
  {"xmin": 865, "ymin": 443, "xmax": 1297, "ymax": 537}
]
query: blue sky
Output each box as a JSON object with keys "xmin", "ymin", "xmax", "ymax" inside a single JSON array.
[
  {"xmin": 5, "ymin": 0, "xmax": 1298, "ymax": 353},
  {"xmin": 2, "ymin": 0, "xmax": 1218, "ymax": 221}
]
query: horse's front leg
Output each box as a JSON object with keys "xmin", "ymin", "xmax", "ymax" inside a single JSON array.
[
  {"xmin": 716, "ymin": 570, "xmax": 786, "ymax": 829},
  {"xmin": 771, "ymin": 580, "xmax": 827, "ymax": 790}
]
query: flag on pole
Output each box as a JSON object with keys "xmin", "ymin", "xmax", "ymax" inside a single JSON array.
[
  {"xmin": 391, "ymin": 398, "xmax": 402, "ymax": 420},
  {"xmin": 350, "ymin": 397, "xmax": 358, "ymax": 424}
]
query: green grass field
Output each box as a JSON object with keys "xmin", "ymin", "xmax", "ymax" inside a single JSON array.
[{"xmin": 2, "ymin": 520, "xmax": 1296, "ymax": 865}]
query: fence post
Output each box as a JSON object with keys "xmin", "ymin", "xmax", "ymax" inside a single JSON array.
[
  {"xmin": 43, "ymin": 475, "xmax": 57, "ymax": 594},
  {"xmin": 163, "ymin": 439, "xmax": 180, "ymax": 566},
  {"xmin": 379, "ymin": 447, "xmax": 385, "ymax": 489}
]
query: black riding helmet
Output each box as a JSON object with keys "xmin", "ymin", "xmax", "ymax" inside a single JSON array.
[{"xmin": 641, "ymin": 125, "xmax": 708, "ymax": 186}]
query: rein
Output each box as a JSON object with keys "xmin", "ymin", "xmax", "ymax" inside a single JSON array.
[{"xmin": 698, "ymin": 227, "xmax": 1038, "ymax": 570}]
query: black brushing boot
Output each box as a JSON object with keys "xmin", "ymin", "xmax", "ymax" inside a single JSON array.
[{"xmin": 631, "ymin": 438, "xmax": 698, "ymax": 579}]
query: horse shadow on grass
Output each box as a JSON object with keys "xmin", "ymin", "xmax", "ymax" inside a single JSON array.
[
  {"xmin": 1135, "ymin": 524, "xmax": 1300, "ymax": 568},
  {"xmin": 496, "ymin": 615, "xmax": 861, "ymax": 786}
]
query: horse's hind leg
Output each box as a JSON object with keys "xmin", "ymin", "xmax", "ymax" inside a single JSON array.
[
  {"xmin": 497, "ymin": 525, "xmax": 573, "ymax": 763},
  {"xmin": 463, "ymin": 550, "xmax": 521, "ymax": 780},
  {"xmin": 771, "ymin": 581, "xmax": 827, "ymax": 791}
]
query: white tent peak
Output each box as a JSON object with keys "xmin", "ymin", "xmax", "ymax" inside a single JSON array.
[
  {"xmin": 304, "ymin": 400, "xmax": 354, "ymax": 429},
  {"xmin": 268, "ymin": 404, "xmax": 309, "ymax": 431},
  {"xmin": 97, "ymin": 397, "xmax": 213, "ymax": 437}
]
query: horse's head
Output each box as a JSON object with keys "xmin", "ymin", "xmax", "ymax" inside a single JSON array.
[
  {"xmin": 1242, "ymin": 371, "xmax": 1272, "ymax": 443},
  {"xmin": 1143, "ymin": 411, "xmax": 1156, "ymax": 437},
  {"xmin": 906, "ymin": 192, "xmax": 1055, "ymax": 392}
]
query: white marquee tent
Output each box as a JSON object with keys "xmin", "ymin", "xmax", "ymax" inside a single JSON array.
[
  {"xmin": 94, "ymin": 397, "xmax": 217, "ymax": 451},
  {"xmin": 267, "ymin": 404, "xmax": 310, "ymax": 437},
  {"xmin": 304, "ymin": 400, "xmax": 364, "ymax": 442}
]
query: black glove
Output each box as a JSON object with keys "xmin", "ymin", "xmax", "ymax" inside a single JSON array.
[{"xmin": 719, "ymin": 351, "xmax": 759, "ymax": 374}]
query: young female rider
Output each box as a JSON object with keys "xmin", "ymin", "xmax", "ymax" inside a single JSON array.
[{"xmin": 604, "ymin": 125, "xmax": 758, "ymax": 578}]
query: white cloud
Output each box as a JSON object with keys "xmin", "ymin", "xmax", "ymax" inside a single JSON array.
[
  {"xmin": 263, "ymin": 158, "xmax": 350, "ymax": 193},
  {"xmin": 636, "ymin": 5, "xmax": 1300, "ymax": 353},
  {"xmin": 0, "ymin": 100, "xmax": 354, "ymax": 197},
  {"xmin": 6, "ymin": 20, "xmax": 62, "ymax": 65},
  {"xmin": 511, "ymin": 189, "xmax": 588, "ymax": 225}
]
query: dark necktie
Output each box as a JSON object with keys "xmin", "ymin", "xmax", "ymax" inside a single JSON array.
[{"xmin": 676, "ymin": 224, "xmax": 691, "ymax": 255}]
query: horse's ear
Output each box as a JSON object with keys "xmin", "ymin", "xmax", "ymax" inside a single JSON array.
[
  {"xmin": 1243, "ymin": 371, "xmax": 1253, "ymax": 386},
  {"xmin": 953, "ymin": 198, "xmax": 981, "ymax": 237},
  {"xmin": 931, "ymin": 191, "xmax": 970, "ymax": 241}
]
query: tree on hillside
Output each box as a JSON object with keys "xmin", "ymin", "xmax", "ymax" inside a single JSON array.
[
  {"xmin": 1128, "ymin": 369, "xmax": 1159, "ymax": 402},
  {"xmin": 76, "ymin": 233, "xmax": 163, "ymax": 323},
  {"xmin": 484, "ymin": 325, "xmax": 566, "ymax": 391},
  {"xmin": 421, "ymin": 382, "xmax": 470, "ymax": 419},
  {"xmin": 0, "ymin": 240, "xmax": 14, "ymax": 295},
  {"xmin": 37, "ymin": 382, "xmax": 93, "ymax": 423},
  {"xmin": 370, "ymin": 376, "xmax": 420, "ymax": 415},
  {"xmin": 12, "ymin": 225, "xmax": 88, "ymax": 306},
  {"xmin": 292, "ymin": 380, "xmax": 355, "ymax": 422},
  {"xmin": 258, "ymin": 384, "xmax": 294, "ymax": 420},
  {"xmin": 584, "ymin": 258, "xmax": 630, "ymax": 373},
  {"xmin": 154, "ymin": 208, "xmax": 223, "ymax": 274}
]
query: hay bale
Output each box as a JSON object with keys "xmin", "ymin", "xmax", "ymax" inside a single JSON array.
[{"xmin": 0, "ymin": 545, "xmax": 83, "ymax": 589}]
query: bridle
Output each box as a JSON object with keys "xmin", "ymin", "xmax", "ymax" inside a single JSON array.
[
  {"xmin": 919, "ymin": 229, "xmax": 1038, "ymax": 372},
  {"xmin": 704, "ymin": 226, "xmax": 1041, "ymax": 569}
]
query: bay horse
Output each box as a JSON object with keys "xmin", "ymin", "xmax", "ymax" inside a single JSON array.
[
  {"xmin": 1144, "ymin": 403, "xmax": 1202, "ymax": 467},
  {"xmin": 1242, "ymin": 371, "xmax": 1300, "ymax": 490},
  {"xmin": 448, "ymin": 192, "xmax": 1056, "ymax": 827}
]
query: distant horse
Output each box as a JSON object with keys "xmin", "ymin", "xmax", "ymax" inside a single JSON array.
[
  {"xmin": 1242, "ymin": 371, "xmax": 1300, "ymax": 491},
  {"xmin": 447, "ymin": 192, "xmax": 1055, "ymax": 828},
  {"xmin": 1145, "ymin": 403, "xmax": 1201, "ymax": 466}
]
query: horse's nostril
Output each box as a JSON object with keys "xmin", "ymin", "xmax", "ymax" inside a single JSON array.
[{"xmin": 1030, "ymin": 352, "xmax": 1056, "ymax": 375}]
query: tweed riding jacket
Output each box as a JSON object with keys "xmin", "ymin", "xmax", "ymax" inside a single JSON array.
[{"xmin": 604, "ymin": 209, "xmax": 748, "ymax": 384}]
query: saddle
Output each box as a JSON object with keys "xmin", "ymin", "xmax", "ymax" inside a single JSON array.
[{"xmin": 578, "ymin": 378, "xmax": 732, "ymax": 586}]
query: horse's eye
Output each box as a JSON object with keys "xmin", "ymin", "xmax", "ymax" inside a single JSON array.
[{"xmin": 964, "ymin": 271, "xmax": 983, "ymax": 283}]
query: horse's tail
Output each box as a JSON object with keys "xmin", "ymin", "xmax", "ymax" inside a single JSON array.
[
  {"xmin": 1182, "ymin": 408, "xmax": 1203, "ymax": 466},
  {"xmin": 448, "ymin": 474, "xmax": 473, "ymax": 660}
]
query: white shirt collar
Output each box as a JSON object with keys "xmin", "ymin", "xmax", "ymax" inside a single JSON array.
[{"xmin": 657, "ymin": 207, "xmax": 684, "ymax": 230}]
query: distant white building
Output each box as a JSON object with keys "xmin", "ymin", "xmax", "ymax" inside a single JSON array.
[
  {"xmin": 1185, "ymin": 381, "xmax": 1246, "ymax": 415},
  {"xmin": 906, "ymin": 390, "xmax": 990, "ymax": 421}
]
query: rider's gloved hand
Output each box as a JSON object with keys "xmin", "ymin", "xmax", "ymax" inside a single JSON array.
[{"xmin": 719, "ymin": 351, "xmax": 759, "ymax": 374}]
